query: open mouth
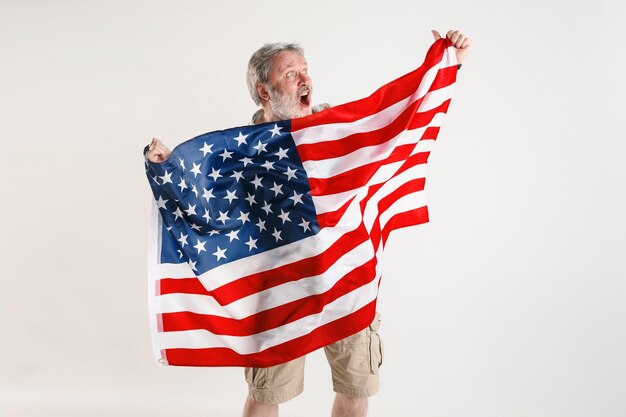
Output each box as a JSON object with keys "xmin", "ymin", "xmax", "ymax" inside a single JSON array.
[
  {"xmin": 298, "ymin": 89, "xmax": 311, "ymax": 106},
  {"xmin": 299, "ymin": 93, "xmax": 310, "ymax": 106}
]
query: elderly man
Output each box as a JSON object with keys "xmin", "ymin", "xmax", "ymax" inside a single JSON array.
[{"xmin": 147, "ymin": 29, "xmax": 471, "ymax": 417}]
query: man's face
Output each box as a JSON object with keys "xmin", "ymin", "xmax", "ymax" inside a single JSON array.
[{"xmin": 265, "ymin": 50, "xmax": 312, "ymax": 120}]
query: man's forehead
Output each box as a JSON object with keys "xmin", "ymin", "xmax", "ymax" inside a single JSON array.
[{"xmin": 272, "ymin": 51, "xmax": 307, "ymax": 72}]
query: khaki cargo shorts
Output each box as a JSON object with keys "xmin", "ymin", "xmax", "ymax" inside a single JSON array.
[{"xmin": 244, "ymin": 312, "xmax": 383, "ymax": 404}]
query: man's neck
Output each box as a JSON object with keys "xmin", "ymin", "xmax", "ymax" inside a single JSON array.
[{"xmin": 252, "ymin": 108, "xmax": 278, "ymax": 125}]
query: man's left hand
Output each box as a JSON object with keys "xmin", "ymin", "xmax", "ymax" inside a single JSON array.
[{"xmin": 431, "ymin": 29, "xmax": 471, "ymax": 65}]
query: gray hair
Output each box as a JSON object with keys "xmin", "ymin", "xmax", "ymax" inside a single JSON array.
[{"xmin": 247, "ymin": 42, "xmax": 305, "ymax": 106}]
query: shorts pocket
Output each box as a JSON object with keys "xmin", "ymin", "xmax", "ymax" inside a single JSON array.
[
  {"xmin": 245, "ymin": 366, "xmax": 272, "ymax": 388},
  {"xmin": 368, "ymin": 313, "xmax": 383, "ymax": 374}
]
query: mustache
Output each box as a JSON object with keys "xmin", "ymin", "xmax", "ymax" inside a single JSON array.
[{"xmin": 297, "ymin": 85, "xmax": 311, "ymax": 96}]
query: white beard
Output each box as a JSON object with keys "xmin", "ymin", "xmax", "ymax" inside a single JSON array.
[{"xmin": 268, "ymin": 87, "xmax": 310, "ymax": 120}]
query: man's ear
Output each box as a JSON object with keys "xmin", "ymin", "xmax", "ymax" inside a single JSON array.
[{"xmin": 256, "ymin": 83, "xmax": 270, "ymax": 102}]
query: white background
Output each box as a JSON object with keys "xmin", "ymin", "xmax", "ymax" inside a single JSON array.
[{"xmin": 1, "ymin": 0, "xmax": 625, "ymax": 416}]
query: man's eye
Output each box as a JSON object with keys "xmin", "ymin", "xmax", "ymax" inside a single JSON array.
[
  {"xmin": 286, "ymin": 71, "xmax": 296, "ymax": 79},
  {"xmin": 302, "ymin": 68, "xmax": 308, "ymax": 75}
]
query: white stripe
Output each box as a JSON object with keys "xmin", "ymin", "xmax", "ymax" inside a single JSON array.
[
  {"xmin": 158, "ymin": 240, "xmax": 375, "ymax": 318},
  {"xmin": 379, "ymin": 191, "xmax": 428, "ymax": 229},
  {"xmin": 291, "ymin": 54, "xmax": 454, "ymax": 145},
  {"xmin": 311, "ymin": 188, "xmax": 356, "ymax": 215},
  {"xmin": 418, "ymin": 84, "xmax": 455, "ymax": 113},
  {"xmin": 155, "ymin": 251, "xmax": 383, "ymax": 353}
]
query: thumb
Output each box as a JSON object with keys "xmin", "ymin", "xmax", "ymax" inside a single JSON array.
[{"xmin": 431, "ymin": 30, "xmax": 442, "ymax": 40}]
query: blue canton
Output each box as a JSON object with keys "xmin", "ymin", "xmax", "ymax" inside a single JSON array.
[{"xmin": 145, "ymin": 121, "xmax": 320, "ymax": 276}]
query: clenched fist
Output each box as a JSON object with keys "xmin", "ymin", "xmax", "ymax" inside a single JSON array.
[
  {"xmin": 432, "ymin": 29, "xmax": 471, "ymax": 65},
  {"xmin": 146, "ymin": 138, "xmax": 172, "ymax": 163}
]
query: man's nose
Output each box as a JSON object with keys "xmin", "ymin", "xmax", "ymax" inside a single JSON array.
[{"xmin": 297, "ymin": 71, "xmax": 310, "ymax": 85}]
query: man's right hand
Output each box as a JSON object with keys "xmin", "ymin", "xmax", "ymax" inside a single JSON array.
[{"xmin": 146, "ymin": 138, "xmax": 172, "ymax": 163}]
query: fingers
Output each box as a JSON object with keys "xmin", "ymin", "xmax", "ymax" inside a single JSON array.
[
  {"xmin": 431, "ymin": 29, "xmax": 442, "ymax": 40},
  {"xmin": 445, "ymin": 30, "xmax": 471, "ymax": 49}
]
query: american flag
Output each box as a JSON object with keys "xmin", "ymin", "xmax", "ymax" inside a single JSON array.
[{"xmin": 145, "ymin": 39, "xmax": 458, "ymax": 367}]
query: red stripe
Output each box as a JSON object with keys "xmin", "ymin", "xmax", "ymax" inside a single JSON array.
[
  {"xmin": 160, "ymin": 277, "xmax": 208, "ymax": 296},
  {"xmin": 160, "ymin": 257, "xmax": 378, "ymax": 335},
  {"xmin": 377, "ymin": 178, "xmax": 427, "ymax": 215},
  {"xmin": 381, "ymin": 206, "xmax": 430, "ymax": 244},
  {"xmin": 316, "ymin": 195, "xmax": 355, "ymax": 228},
  {"xmin": 162, "ymin": 300, "xmax": 378, "ymax": 367},
  {"xmin": 408, "ymin": 99, "xmax": 451, "ymax": 130},
  {"xmin": 290, "ymin": 39, "xmax": 451, "ymax": 131}
]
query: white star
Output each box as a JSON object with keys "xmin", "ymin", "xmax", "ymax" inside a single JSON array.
[
  {"xmin": 202, "ymin": 208, "xmax": 211, "ymax": 223},
  {"xmin": 224, "ymin": 189, "xmax": 238, "ymax": 203},
  {"xmin": 166, "ymin": 226, "xmax": 172, "ymax": 232},
  {"xmin": 233, "ymin": 132, "xmax": 248, "ymax": 146},
  {"xmin": 269, "ymin": 124, "xmax": 283, "ymax": 137},
  {"xmin": 237, "ymin": 211, "xmax": 250, "ymax": 224},
  {"xmin": 173, "ymin": 207, "xmax": 184, "ymax": 220},
  {"xmin": 177, "ymin": 233, "xmax": 188, "ymax": 247},
  {"xmin": 245, "ymin": 192, "xmax": 256, "ymax": 205},
  {"xmin": 193, "ymin": 238, "xmax": 207, "ymax": 254},
  {"xmin": 283, "ymin": 166, "xmax": 298, "ymax": 181},
  {"xmin": 188, "ymin": 260, "xmax": 197, "ymax": 272},
  {"xmin": 256, "ymin": 219, "xmax": 267, "ymax": 232},
  {"xmin": 208, "ymin": 229, "xmax": 221, "ymax": 236},
  {"xmin": 177, "ymin": 250, "xmax": 184, "ymax": 259},
  {"xmin": 178, "ymin": 157, "xmax": 186, "ymax": 172},
  {"xmin": 213, "ymin": 246, "xmax": 227, "ymax": 261},
  {"xmin": 289, "ymin": 192, "xmax": 304, "ymax": 206},
  {"xmin": 299, "ymin": 218, "xmax": 311, "ymax": 232},
  {"xmin": 200, "ymin": 142, "xmax": 213, "ymax": 156},
  {"xmin": 202, "ymin": 187, "xmax": 215, "ymax": 202},
  {"xmin": 270, "ymin": 182, "xmax": 283, "ymax": 197},
  {"xmin": 261, "ymin": 160, "xmax": 275, "ymax": 170},
  {"xmin": 185, "ymin": 203, "xmax": 197, "ymax": 216},
  {"xmin": 261, "ymin": 202, "xmax": 272, "ymax": 215},
  {"xmin": 274, "ymin": 147, "xmax": 289, "ymax": 160},
  {"xmin": 251, "ymin": 175, "xmax": 264, "ymax": 190},
  {"xmin": 231, "ymin": 170, "xmax": 244, "ymax": 182},
  {"xmin": 278, "ymin": 209, "xmax": 291, "ymax": 224},
  {"xmin": 159, "ymin": 170, "xmax": 173, "ymax": 185},
  {"xmin": 219, "ymin": 149, "xmax": 233, "ymax": 161},
  {"xmin": 226, "ymin": 230, "xmax": 240, "ymax": 242},
  {"xmin": 245, "ymin": 236, "xmax": 258, "ymax": 251},
  {"xmin": 190, "ymin": 162, "xmax": 202, "ymax": 177},
  {"xmin": 155, "ymin": 195, "xmax": 168, "ymax": 209},
  {"xmin": 240, "ymin": 157, "xmax": 253, "ymax": 167},
  {"xmin": 177, "ymin": 179, "xmax": 187, "ymax": 192},
  {"xmin": 190, "ymin": 223, "xmax": 202, "ymax": 231},
  {"xmin": 217, "ymin": 210, "xmax": 230, "ymax": 224},
  {"xmin": 253, "ymin": 141, "xmax": 268, "ymax": 154},
  {"xmin": 272, "ymin": 228, "xmax": 282, "ymax": 242},
  {"xmin": 191, "ymin": 184, "xmax": 198, "ymax": 198},
  {"xmin": 208, "ymin": 168, "xmax": 222, "ymax": 181}
]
